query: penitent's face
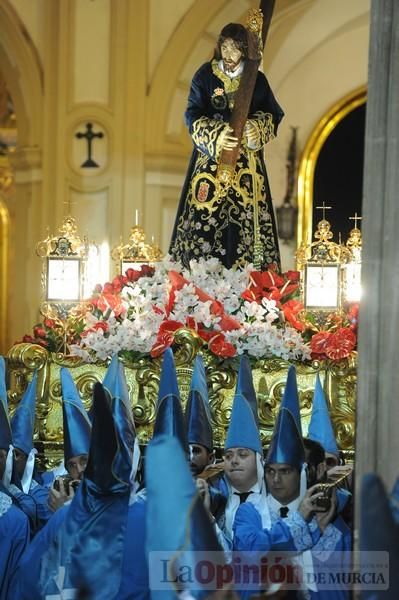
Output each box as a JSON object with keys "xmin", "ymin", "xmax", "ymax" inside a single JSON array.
[
  {"xmin": 220, "ymin": 38, "xmax": 243, "ymax": 73},
  {"xmin": 224, "ymin": 447, "xmax": 257, "ymax": 492},
  {"xmin": 265, "ymin": 463, "xmax": 300, "ymax": 505},
  {"xmin": 66, "ymin": 454, "xmax": 88, "ymax": 480},
  {"xmin": 189, "ymin": 443, "xmax": 213, "ymax": 476}
]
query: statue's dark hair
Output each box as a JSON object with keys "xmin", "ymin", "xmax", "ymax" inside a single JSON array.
[{"xmin": 214, "ymin": 23, "xmax": 248, "ymax": 60}]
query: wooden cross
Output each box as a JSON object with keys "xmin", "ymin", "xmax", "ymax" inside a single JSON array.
[
  {"xmin": 315, "ymin": 202, "xmax": 332, "ymax": 221},
  {"xmin": 349, "ymin": 212, "xmax": 362, "ymax": 228},
  {"xmin": 75, "ymin": 122, "xmax": 104, "ymax": 168}
]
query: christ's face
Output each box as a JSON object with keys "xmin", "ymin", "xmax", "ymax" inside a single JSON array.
[{"xmin": 220, "ymin": 38, "xmax": 243, "ymax": 73}]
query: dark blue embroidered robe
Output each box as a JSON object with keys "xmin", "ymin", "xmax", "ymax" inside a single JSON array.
[{"xmin": 169, "ymin": 59, "xmax": 284, "ymax": 270}]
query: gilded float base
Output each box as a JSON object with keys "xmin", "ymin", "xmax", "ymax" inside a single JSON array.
[{"xmin": 6, "ymin": 333, "xmax": 356, "ymax": 470}]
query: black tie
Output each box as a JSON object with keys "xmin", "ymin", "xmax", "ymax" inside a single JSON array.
[
  {"xmin": 235, "ymin": 491, "xmax": 253, "ymax": 504},
  {"xmin": 279, "ymin": 506, "xmax": 289, "ymax": 518}
]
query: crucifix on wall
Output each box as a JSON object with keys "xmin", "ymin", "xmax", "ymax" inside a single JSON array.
[{"xmin": 75, "ymin": 122, "xmax": 104, "ymax": 168}]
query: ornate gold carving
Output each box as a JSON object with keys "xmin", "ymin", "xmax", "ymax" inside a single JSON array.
[
  {"xmin": 111, "ymin": 225, "xmax": 163, "ymax": 268},
  {"xmin": 7, "ymin": 334, "xmax": 357, "ymax": 468},
  {"xmin": 36, "ymin": 216, "xmax": 88, "ymax": 259}
]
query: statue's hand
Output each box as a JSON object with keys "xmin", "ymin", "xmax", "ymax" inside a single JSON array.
[
  {"xmin": 244, "ymin": 121, "xmax": 258, "ymax": 147},
  {"xmin": 219, "ymin": 125, "xmax": 238, "ymax": 151}
]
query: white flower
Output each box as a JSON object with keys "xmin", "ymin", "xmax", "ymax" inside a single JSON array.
[{"xmin": 75, "ymin": 257, "xmax": 311, "ymax": 363}]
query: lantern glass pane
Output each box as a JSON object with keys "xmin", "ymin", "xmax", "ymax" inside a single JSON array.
[
  {"xmin": 305, "ymin": 264, "xmax": 340, "ymax": 309},
  {"xmin": 47, "ymin": 258, "xmax": 80, "ymax": 301},
  {"xmin": 344, "ymin": 263, "xmax": 362, "ymax": 302}
]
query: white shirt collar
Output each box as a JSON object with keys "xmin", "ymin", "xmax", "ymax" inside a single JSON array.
[
  {"xmin": 267, "ymin": 493, "xmax": 301, "ymax": 515},
  {"xmin": 218, "ymin": 59, "xmax": 244, "ymax": 79}
]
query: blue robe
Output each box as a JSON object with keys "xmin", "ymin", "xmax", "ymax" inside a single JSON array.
[
  {"xmin": 8, "ymin": 503, "xmax": 69, "ymax": 599},
  {"xmin": 169, "ymin": 59, "xmax": 283, "ymax": 270},
  {"xmin": 9, "ymin": 480, "xmax": 52, "ymax": 534},
  {"xmin": 233, "ymin": 490, "xmax": 352, "ymax": 600},
  {"xmin": 0, "ymin": 493, "xmax": 30, "ymax": 600},
  {"xmin": 10, "ymin": 498, "xmax": 150, "ymax": 599}
]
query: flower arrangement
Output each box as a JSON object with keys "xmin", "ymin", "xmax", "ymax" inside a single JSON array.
[{"xmin": 22, "ymin": 258, "xmax": 358, "ymax": 363}]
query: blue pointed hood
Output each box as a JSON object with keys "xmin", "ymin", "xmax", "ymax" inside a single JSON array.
[
  {"xmin": 61, "ymin": 367, "xmax": 91, "ymax": 464},
  {"xmin": 103, "ymin": 355, "xmax": 136, "ymax": 482},
  {"xmin": 111, "ymin": 365, "xmax": 136, "ymax": 485},
  {"xmin": 266, "ymin": 407, "xmax": 305, "ymax": 470},
  {"xmin": 308, "ymin": 374, "xmax": 339, "ymax": 456},
  {"xmin": 40, "ymin": 381, "xmax": 131, "ymax": 599},
  {"xmin": 11, "ymin": 372, "xmax": 38, "ymax": 455},
  {"xmin": 146, "ymin": 434, "xmax": 222, "ymax": 599},
  {"xmin": 153, "ymin": 348, "xmax": 188, "ymax": 453},
  {"xmin": 158, "ymin": 347, "xmax": 180, "ymax": 400},
  {"xmin": 236, "ymin": 355, "xmax": 259, "ymax": 426},
  {"xmin": 103, "ymin": 354, "xmax": 129, "ymax": 403},
  {"xmin": 0, "ymin": 357, "xmax": 11, "ymax": 450},
  {"xmin": 280, "ymin": 365, "xmax": 302, "ymax": 435},
  {"xmin": 185, "ymin": 355, "xmax": 213, "ymax": 451},
  {"xmin": 85, "ymin": 382, "xmax": 130, "ymax": 492},
  {"xmin": 225, "ymin": 392, "xmax": 262, "ymax": 454}
]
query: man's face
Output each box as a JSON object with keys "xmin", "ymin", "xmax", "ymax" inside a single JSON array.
[
  {"xmin": 224, "ymin": 447, "xmax": 257, "ymax": 492},
  {"xmin": 13, "ymin": 447, "xmax": 28, "ymax": 478},
  {"xmin": 189, "ymin": 444, "xmax": 213, "ymax": 476},
  {"xmin": 66, "ymin": 454, "xmax": 88, "ymax": 480},
  {"xmin": 325, "ymin": 452, "xmax": 340, "ymax": 469},
  {"xmin": 265, "ymin": 463, "xmax": 300, "ymax": 505},
  {"xmin": 0, "ymin": 448, "xmax": 7, "ymax": 480},
  {"xmin": 220, "ymin": 38, "xmax": 243, "ymax": 73}
]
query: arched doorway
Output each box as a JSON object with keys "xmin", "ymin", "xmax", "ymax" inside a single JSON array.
[{"xmin": 297, "ymin": 87, "xmax": 367, "ymax": 246}]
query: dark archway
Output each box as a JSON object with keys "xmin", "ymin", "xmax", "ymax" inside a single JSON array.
[{"xmin": 312, "ymin": 103, "xmax": 365, "ymax": 241}]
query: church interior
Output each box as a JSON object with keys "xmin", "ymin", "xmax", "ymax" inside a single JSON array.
[{"xmin": 1, "ymin": 0, "xmax": 399, "ymax": 597}]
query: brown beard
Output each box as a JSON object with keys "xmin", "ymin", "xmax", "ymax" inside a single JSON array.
[{"xmin": 222, "ymin": 58, "xmax": 241, "ymax": 73}]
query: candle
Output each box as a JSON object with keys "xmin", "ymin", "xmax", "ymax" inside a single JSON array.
[{"xmin": 135, "ymin": 209, "xmax": 139, "ymax": 226}]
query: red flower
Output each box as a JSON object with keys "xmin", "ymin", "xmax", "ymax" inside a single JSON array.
[
  {"xmin": 285, "ymin": 270, "xmax": 300, "ymax": 282},
  {"xmin": 140, "ymin": 264, "xmax": 155, "ymax": 278},
  {"xmin": 125, "ymin": 268, "xmax": 141, "ymax": 282},
  {"xmin": 310, "ymin": 331, "xmax": 331, "ymax": 358},
  {"xmin": 112, "ymin": 275, "xmax": 127, "ymax": 293},
  {"xmin": 185, "ymin": 316, "xmax": 198, "ymax": 331},
  {"xmin": 325, "ymin": 328, "xmax": 356, "ymax": 361},
  {"xmin": 347, "ymin": 303, "xmax": 359, "ymax": 332},
  {"xmin": 208, "ymin": 332, "xmax": 236, "ymax": 358},
  {"xmin": 241, "ymin": 288, "xmax": 262, "ymax": 303},
  {"xmin": 103, "ymin": 282, "xmax": 114, "ymax": 294},
  {"xmin": 150, "ymin": 320, "xmax": 184, "ymax": 358},
  {"xmin": 43, "ymin": 318, "xmax": 56, "ymax": 329},
  {"xmin": 93, "ymin": 321, "xmax": 108, "ymax": 333},
  {"xmin": 249, "ymin": 270, "xmax": 285, "ymax": 289},
  {"xmin": 33, "ymin": 326, "xmax": 46, "ymax": 339},
  {"xmin": 282, "ymin": 300, "xmax": 305, "ymax": 332}
]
